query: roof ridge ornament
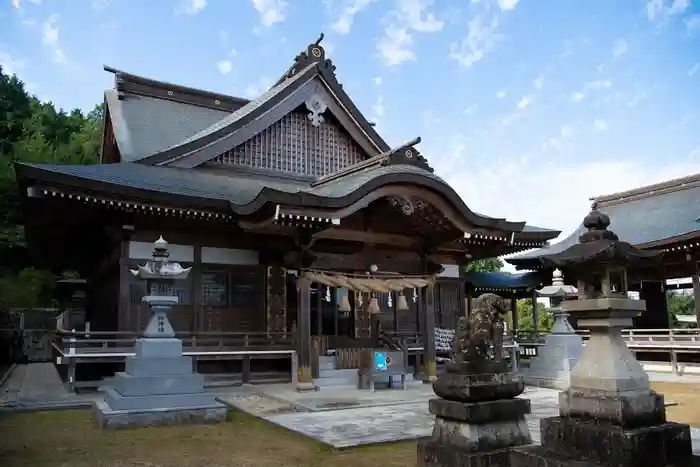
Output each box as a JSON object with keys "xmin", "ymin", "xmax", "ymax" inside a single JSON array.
[
  {"xmin": 380, "ymin": 137, "xmax": 434, "ymax": 173},
  {"xmin": 280, "ymin": 34, "xmax": 337, "ymax": 83}
]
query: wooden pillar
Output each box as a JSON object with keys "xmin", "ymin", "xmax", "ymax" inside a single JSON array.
[
  {"xmin": 316, "ymin": 284, "xmax": 323, "ymax": 337},
  {"xmin": 422, "ymin": 282, "xmax": 437, "ymax": 382},
  {"xmin": 466, "ymin": 288, "xmax": 472, "ymax": 317},
  {"xmin": 693, "ymin": 262, "xmax": 700, "ymax": 328},
  {"xmin": 531, "ymin": 288, "xmax": 539, "ymax": 336},
  {"xmin": 117, "ymin": 233, "xmax": 131, "ymax": 332},
  {"xmin": 192, "ymin": 240, "xmax": 202, "ymax": 333},
  {"xmin": 510, "ymin": 297, "xmax": 519, "ymax": 334},
  {"xmin": 266, "ymin": 266, "xmax": 287, "ymax": 337},
  {"xmin": 295, "ymin": 275, "xmax": 314, "ymax": 391}
]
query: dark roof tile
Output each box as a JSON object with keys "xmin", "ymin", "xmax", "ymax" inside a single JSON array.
[{"xmin": 105, "ymin": 90, "xmax": 229, "ymax": 162}]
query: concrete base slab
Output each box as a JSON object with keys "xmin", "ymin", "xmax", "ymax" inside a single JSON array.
[
  {"xmin": 247, "ymin": 386, "xmax": 700, "ymax": 451},
  {"xmin": 93, "ymin": 399, "xmax": 227, "ymax": 430}
]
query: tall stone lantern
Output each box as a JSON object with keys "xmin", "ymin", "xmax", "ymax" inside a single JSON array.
[
  {"xmin": 94, "ymin": 236, "xmax": 227, "ymax": 429},
  {"xmin": 511, "ymin": 210, "xmax": 698, "ymax": 467}
]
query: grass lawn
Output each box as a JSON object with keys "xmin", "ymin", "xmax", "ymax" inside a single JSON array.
[
  {"xmin": 1, "ymin": 382, "xmax": 698, "ymax": 467},
  {"xmin": 0, "ymin": 409, "xmax": 417, "ymax": 467}
]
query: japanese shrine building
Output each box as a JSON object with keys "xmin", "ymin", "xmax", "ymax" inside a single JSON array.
[
  {"xmin": 509, "ymin": 173, "xmax": 700, "ymax": 329},
  {"xmin": 16, "ymin": 37, "xmax": 560, "ymax": 386}
]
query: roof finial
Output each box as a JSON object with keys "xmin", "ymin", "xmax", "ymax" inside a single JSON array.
[{"xmin": 315, "ymin": 33, "xmax": 324, "ymax": 46}]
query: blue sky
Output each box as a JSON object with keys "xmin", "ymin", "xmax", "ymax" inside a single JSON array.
[{"xmin": 1, "ymin": 0, "xmax": 700, "ymax": 251}]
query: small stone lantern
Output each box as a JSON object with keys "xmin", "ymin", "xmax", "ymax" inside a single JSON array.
[{"xmin": 130, "ymin": 236, "xmax": 192, "ymax": 338}]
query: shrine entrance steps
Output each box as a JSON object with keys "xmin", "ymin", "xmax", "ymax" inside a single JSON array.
[{"xmin": 313, "ymin": 356, "xmax": 414, "ymax": 389}]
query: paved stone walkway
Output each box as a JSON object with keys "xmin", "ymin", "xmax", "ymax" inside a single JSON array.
[{"xmin": 245, "ymin": 386, "xmax": 700, "ymax": 450}]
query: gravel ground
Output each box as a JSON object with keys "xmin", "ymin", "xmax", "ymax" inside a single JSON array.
[{"xmin": 220, "ymin": 393, "xmax": 306, "ymax": 415}]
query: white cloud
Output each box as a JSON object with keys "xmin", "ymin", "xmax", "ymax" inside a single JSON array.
[
  {"xmin": 175, "ymin": 0, "xmax": 207, "ymax": 15},
  {"xmin": 372, "ymin": 94, "xmax": 385, "ymax": 117},
  {"xmin": 377, "ymin": 26, "xmax": 416, "ymax": 66},
  {"xmin": 449, "ymin": 15, "xmax": 500, "ymax": 69},
  {"xmin": 593, "ymin": 119, "xmax": 608, "ymax": 131},
  {"xmin": 216, "ymin": 59, "xmax": 233, "ymax": 75},
  {"xmin": 689, "ymin": 63, "xmax": 699, "ymax": 77},
  {"xmin": 497, "ymin": 0, "xmax": 519, "ymax": 11},
  {"xmin": 646, "ymin": 0, "xmax": 690, "ymax": 23},
  {"xmin": 587, "ymin": 79, "xmax": 612, "ymax": 90},
  {"xmin": 328, "ymin": 0, "xmax": 375, "ymax": 35},
  {"xmin": 11, "ymin": 0, "xmax": 42, "ymax": 8},
  {"xmin": 517, "ymin": 94, "xmax": 533, "ymax": 109},
  {"xmin": 426, "ymin": 136, "xmax": 700, "ymax": 247},
  {"xmin": 496, "ymin": 90, "xmax": 506, "ymax": 98},
  {"xmin": 41, "ymin": 15, "xmax": 66, "ymax": 64},
  {"xmin": 0, "ymin": 51, "xmax": 26, "ymax": 77},
  {"xmin": 463, "ymin": 105, "xmax": 477, "ymax": 115},
  {"xmin": 377, "ymin": 0, "xmax": 444, "ymax": 67},
  {"xmin": 374, "ymin": 76, "xmax": 383, "ymax": 85},
  {"xmin": 612, "ymin": 39, "xmax": 628, "ymax": 57},
  {"xmin": 533, "ymin": 75, "xmax": 544, "ymax": 90},
  {"xmin": 570, "ymin": 92, "xmax": 585, "ymax": 102},
  {"xmin": 560, "ymin": 125, "xmax": 573, "ymax": 138},
  {"xmin": 243, "ymin": 76, "xmax": 272, "ymax": 99},
  {"xmin": 686, "ymin": 14, "xmax": 700, "ymax": 32},
  {"xmin": 91, "ymin": 0, "xmax": 110, "ymax": 9},
  {"xmin": 251, "ymin": 0, "xmax": 287, "ymax": 27}
]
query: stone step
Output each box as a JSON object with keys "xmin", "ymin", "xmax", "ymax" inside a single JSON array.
[
  {"xmin": 319, "ymin": 356, "xmax": 335, "ymax": 371},
  {"xmin": 112, "ymin": 372, "xmax": 205, "ymax": 397},
  {"xmin": 103, "ymin": 388, "xmax": 220, "ymax": 411},
  {"xmin": 319, "ymin": 368, "xmax": 357, "ymax": 379},
  {"xmin": 314, "ymin": 370, "xmax": 414, "ymax": 388}
]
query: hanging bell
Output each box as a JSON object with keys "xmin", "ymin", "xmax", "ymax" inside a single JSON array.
[
  {"xmin": 367, "ymin": 296, "xmax": 380, "ymax": 314},
  {"xmin": 396, "ymin": 292, "xmax": 409, "ymax": 311},
  {"xmin": 325, "ymin": 285, "xmax": 331, "ymax": 302},
  {"xmin": 338, "ymin": 294, "xmax": 351, "ymax": 313},
  {"xmin": 387, "ymin": 293, "xmax": 393, "ymax": 308}
]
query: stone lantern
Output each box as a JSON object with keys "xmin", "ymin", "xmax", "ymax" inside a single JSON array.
[
  {"xmin": 520, "ymin": 269, "xmax": 582, "ymax": 389},
  {"xmin": 130, "ymin": 236, "xmax": 191, "ymax": 338},
  {"xmin": 94, "ymin": 236, "xmax": 227, "ymax": 429},
  {"xmin": 511, "ymin": 210, "xmax": 698, "ymax": 467}
]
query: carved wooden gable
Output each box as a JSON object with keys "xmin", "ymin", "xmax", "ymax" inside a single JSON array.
[{"xmin": 209, "ymin": 106, "xmax": 369, "ymax": 178}]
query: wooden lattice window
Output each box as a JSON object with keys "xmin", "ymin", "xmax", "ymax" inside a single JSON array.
[{"xmin": 211, "ymin": 111, "xmax": 367, "ymax": 177}]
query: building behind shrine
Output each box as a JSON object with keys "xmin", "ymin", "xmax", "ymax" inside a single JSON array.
[
  {"xmin": 509, "ymin": 174, "xmax": 700, "ymax": 329},
  {"xmin": 16, "ymin": 37, "xmax": 560, "ymax": 385}
]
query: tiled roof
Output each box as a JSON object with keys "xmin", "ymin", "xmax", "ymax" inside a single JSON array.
[
  {"xmin": 105, "ymin": 90, "xmax": 230, "ymax": 162},
  {"xmin": 16, "ymin": 160, "xmax": 560, "ymax": 238},
  {"xmin": 508, "ymin": 175, "xmax": 700, "ymax": 268},
  {"xmin": 464, "ymin": 271, "xmax": 543, "ymax": 290}
]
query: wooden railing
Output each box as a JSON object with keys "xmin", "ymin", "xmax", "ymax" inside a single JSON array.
[{"xmin": 54, "ymin": 329, "xmax": 295, "ymax": 357}]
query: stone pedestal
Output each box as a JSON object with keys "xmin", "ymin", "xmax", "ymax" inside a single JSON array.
[
  {"xmin": 510, "ymin": 298, "xmax": 700, "ymax": 467},
  {"xmin": 417, "ymin": 361, "xmax": 532, "ymax": 467},
  {"xmin": 521, "ymin": 309, "xmax": 582, "ymax": 390},
  {"xmin": 94, "ymin": 299, "xmax": 226, "ymax": 429}
]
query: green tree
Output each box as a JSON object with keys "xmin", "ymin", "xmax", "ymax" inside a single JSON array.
[
  {"xmin": 465, "ymin": 258, "xmax": 505, "ymax": 273},
  {"xmin": 511, "ymin": 298, "xmax": 553, "ymax": 332},
  {"xmin": 0, "ymin": 65, "xmax": 101, "ymax": 311}
]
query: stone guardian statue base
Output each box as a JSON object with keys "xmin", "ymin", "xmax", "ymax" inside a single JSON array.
[{"xmin": 417, "ymin": 293, "xmax": 532, "ymax": 466}]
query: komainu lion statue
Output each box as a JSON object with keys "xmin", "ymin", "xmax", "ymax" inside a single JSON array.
[{"xmin": 452, "ymin": 293, "xmax": 508, "ymax": 363}]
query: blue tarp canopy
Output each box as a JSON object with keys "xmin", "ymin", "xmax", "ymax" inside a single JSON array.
[{"xmin": 464, "ymin": 271, "xmax": 543, "ymax": 293}]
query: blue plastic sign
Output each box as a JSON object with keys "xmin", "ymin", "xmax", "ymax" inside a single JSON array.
[{"xmin": 374, "ymin": 351, "xmax": 388, "ymax": 371}]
